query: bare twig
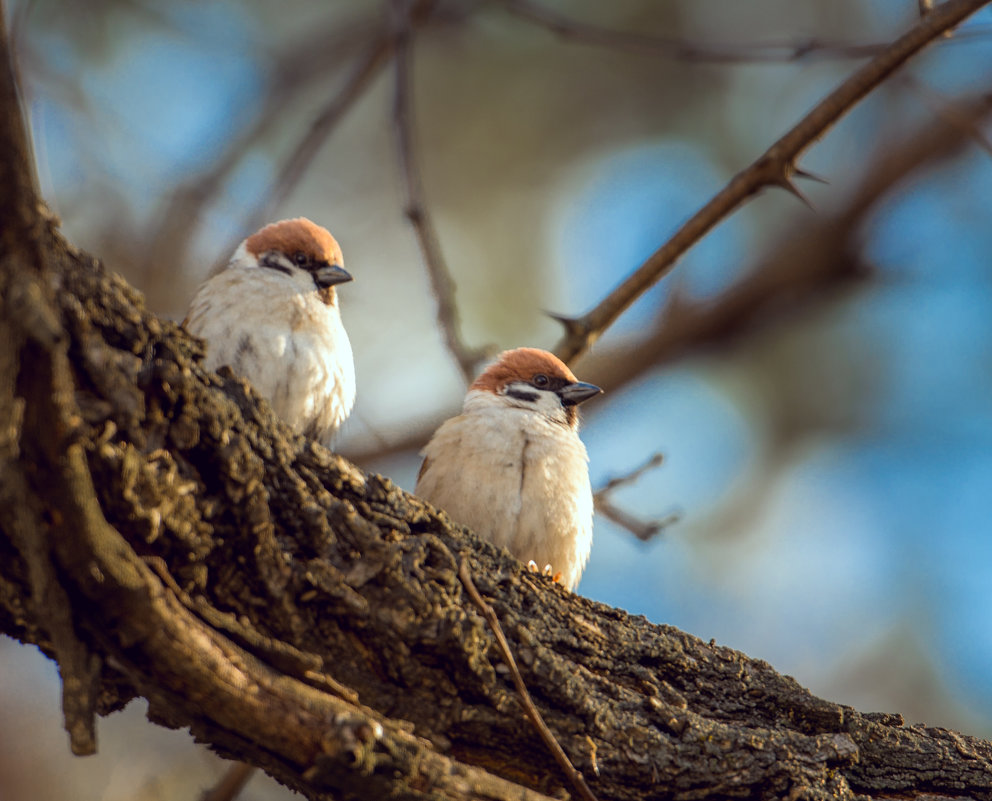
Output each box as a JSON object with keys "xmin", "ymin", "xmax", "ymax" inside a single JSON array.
[
  {"xmin": 597, "ymin": 452, "xmax": 664, "ymax": 494},
  {"xmin": 501, "ymin": 0, "xmax": 898, "ymax": 62},
  {"xmin": 235, "ymin": 38, "xmax": 393, "ymax": 255},
  {"xmin": 458, "ymin": 559, "xmax": 600, "ymax": 801},
  {"xmin": 592, "ymin": 453, "xmax": 677, "ymax": 542},
  {"xmin": 344, "ymin": 91, "xmax": 992, "ymax": 469},
  {"xmin": 551, "ymin": 0, "xmax": 992, "ymax": 365},
  {"xmin": 140, "ymin": 14, "xmax": 379, "ymax": 292},
  {"xmin": 391, "ymin": 0, "xmax": 485, "ymax": 383},
  {"xmin": 594, "ymin": 498, "xmax": 680, "ymax": 542},
  {"xmin": 576, "ymin": 90, "xmax": 992, "ymax": 401},
  {"xmin": 214, "ymin": 0, "xmax": 440, "ymax": 272},
  {"xmin": 201, "ymin": 762, "xmax": 256, "ymax": 801}
]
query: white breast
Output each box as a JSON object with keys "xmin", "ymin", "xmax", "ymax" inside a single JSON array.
[
  {"xmin": 185, "ymin": 268, "xmax": 355, "ymax": 445},
  {"xmin": 416, "ymin": 392, "xmax": 593, "ymax": 590}
]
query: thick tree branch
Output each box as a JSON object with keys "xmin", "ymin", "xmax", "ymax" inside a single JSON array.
[
  {"xmin": 552, "ymin": 0, "xmax": 992, "ymax": 364},
  {"xmin": 3, "ymin": 174, "xmax": 992, "ymax": 801}
]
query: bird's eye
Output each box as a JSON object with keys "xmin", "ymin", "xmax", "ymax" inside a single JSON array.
[
  {"xmin": 293, "ymin": 251, "xmax": 308, "ymax": 266},
  {"xmin": 533, "ymin": 373, "xmax": 549, "ymax": 387}
]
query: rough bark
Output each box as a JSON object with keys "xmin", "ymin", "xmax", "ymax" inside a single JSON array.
[
  {"xmin": 2, "ymin": 202, "xmax": 992, "ymax": 801},
  {"xmin": 4, "ymin": 9, "xmax": 992, "ymax": 801}
]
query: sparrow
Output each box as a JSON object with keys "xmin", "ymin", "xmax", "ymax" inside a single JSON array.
[
  {"xmin": 184, "ymin": 217, "xmax": 355, "ymax": 445},
  {"xmin": 415, "ymin": 348, "xmax": 602, "ymax": 590}
]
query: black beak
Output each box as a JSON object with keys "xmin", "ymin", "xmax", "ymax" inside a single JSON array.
[
  {"xmin": 557, "ymin": 381, "xmax": 602, "ymax": 407},
  {"xmin": 313, "ymin": 263, "xmax": 353, "ymax": 289}
]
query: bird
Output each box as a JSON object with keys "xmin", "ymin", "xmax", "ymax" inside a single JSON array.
[
  {"xmin": 184, "ymin": 217, "xmax": 355, "ymax": 446},
  {"xmin": 415, "ymin": 347, "xmax": 602, "ymax": 590}
]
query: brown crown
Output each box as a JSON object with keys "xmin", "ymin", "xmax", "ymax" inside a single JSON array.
[
  {"xmin": 244, "ymin": 218, "xmax": 343, "ymax": 265},
  {"xmin": 471, "ymin": 347, "xmax": 577, "ymax": 393}
]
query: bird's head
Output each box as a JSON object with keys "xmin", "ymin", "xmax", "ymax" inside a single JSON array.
[
  {"xmin": 233, "ymin": 217, "xmax": 352, "ymax": 304},
  {"xmin": 469, "ymin": 347, "xmax": 602, "ymax": 428}
]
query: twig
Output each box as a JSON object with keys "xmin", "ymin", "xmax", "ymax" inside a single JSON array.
[
  {"xmin": 236, "ymin": 38, "xmax": 393, "ymax": 253},
  {"xmin": 551, "ymin": 0, "xmax": 992, "ymax": 365},
  {"xmin": 201, "ymin": 762, "xmax": 256, "ymax": 801},
  {"xmin": 592, "ymin": 453, "xmax": 677, "ymax": 542},
  {"xmin": 501, "ymin": 0, "xmax": 898, "ymax": 63},
  {"xmin": 391, "ymin": 0, "xmax": 485, "ymax": 383},
  {"xmin": 141, "ymin": 14, "xmax": 379, "ymax": 287},
  {"xmin": 596, "ymin": 452, "xmax": 664, "ymax": 494},
  {"xmin": 345, "ymin": 91, "xmax": 992, "ymax": 468},
  {"xmin": 594, "ymin": 498, "xmax": 679, "ymax": 543},
  {"xmin": 458, "ymin": 559, "xmax": 600, "ymax": 801},
  {"xmin": 219, "ymin": 0, "xmax": 440, "ymax": 270}
]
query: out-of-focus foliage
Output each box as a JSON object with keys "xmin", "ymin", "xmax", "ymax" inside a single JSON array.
[{"xmin": 3, "ymin": 1, "xmax": 992, "ymax": 799}]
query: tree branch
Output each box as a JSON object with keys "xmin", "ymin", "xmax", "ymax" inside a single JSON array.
[
  {"xmin": 344, "ymin": 88, "xmax": 992, "ymax": 467},
  {"xmin": 139, "ymin": 12, "xmax": 382, "ymax": 296},
  {"xmin": 552, "ymin": 0, "xmax": 992, "ymax": 364},
  {"xmin": 213, "ymin": 0, "xmax": 440, "ymax": 272},
  {"xmin": 392, "ymin": 0, "xmax": 486, "ymax": 383},
  {"xmin": 592, "ymin": 454, "xmax": 678, "ymax": 542},
  {"xmin": 575, "ymin": 89, "xmax": 992, "ymax": 401},
  {"xmin": 4, "ymin": 204, "xmax": 992, "ymax": 801},
  {"xmin": 500, "ymin": 0, "xmax": 919, "ymax": 62}
]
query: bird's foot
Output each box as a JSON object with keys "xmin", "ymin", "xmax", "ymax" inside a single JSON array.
[{"xmin": 527, "ymin": 560, "xmax": 563, "ymax": 584}]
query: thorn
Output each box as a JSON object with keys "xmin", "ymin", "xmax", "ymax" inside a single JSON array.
[
  {"xmin": 662, "ymin": 276, "xmax": 690, "ymax": 318},
  {"xmin": 545, "ymin": 311, "xmax": 586, "ymax": 339},
  {"xmin": 793, "ymin": 166, "xmax": 829, "ymax": 184},
  {"xmin": 775, "ymin": 176, "xmax": 815, "ymax": 211}
]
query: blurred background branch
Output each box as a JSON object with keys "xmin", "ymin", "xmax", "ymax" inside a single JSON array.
[
  {"xmin": 392, "ymin": 0, "xmax": 486, "ymax": 381},
  {"xmin": 551, "ymin": 0, "xmax": 990, "ymax": 364}
]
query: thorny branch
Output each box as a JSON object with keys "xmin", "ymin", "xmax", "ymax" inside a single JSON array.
[
  {"xmin": 576, "ymin": 89, "xmax": 992, "ymax": 402},
  {"xmin": 342, "ymin": 89, "xmax": 992, "ymax": 488},
  {"xmin": 392, "ymin": 0, "xmax": 487, "ymax": 383},
  {"xmin": 551, "ymin": 0, "xmax": 992, "ymax": 365}
]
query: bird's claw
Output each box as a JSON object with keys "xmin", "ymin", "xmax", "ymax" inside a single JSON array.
[{"xmin": 527, "ymin": 560, "xmax": 563, "ymax": 584}]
